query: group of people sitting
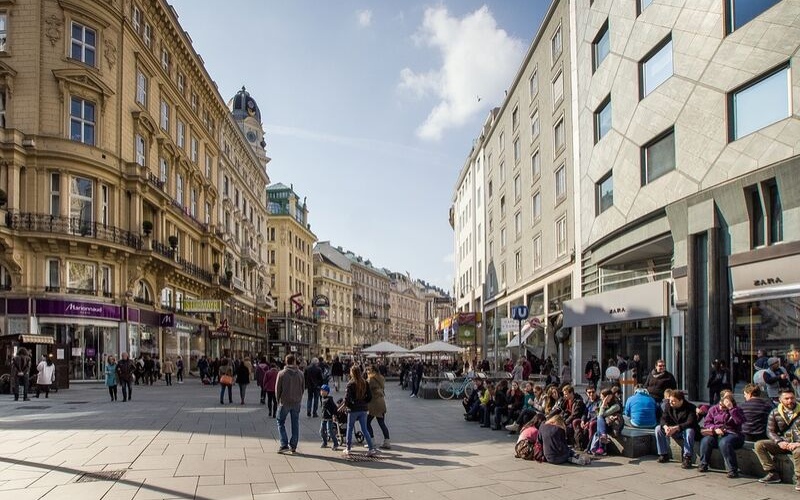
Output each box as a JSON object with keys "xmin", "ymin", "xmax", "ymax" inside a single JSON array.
[{"xmin": 461, "ymin": 367, "xmax": 800, "ymax": 487}]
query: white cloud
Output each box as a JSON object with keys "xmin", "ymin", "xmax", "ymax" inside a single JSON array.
[
  {"xmin": 399, "ymin": 6, "xmax": 526, "ymax": 141},
  {"xmin": 357, "ymin": 9, "xmax": 372, "ymax": 27}
]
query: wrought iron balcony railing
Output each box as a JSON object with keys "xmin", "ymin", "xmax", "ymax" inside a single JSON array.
[{"xmin": 6, "ymin": 212, "xmax": 143, "ymax": 251}]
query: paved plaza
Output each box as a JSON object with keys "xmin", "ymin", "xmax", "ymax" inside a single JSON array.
[{"xmin": 0, "ymin": 380, "xmax": 796, "ymax": 500}]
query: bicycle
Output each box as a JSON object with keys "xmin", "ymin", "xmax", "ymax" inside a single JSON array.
[{"xmin": 437, "ymin": 372, "xmax": 475, "ymax": 400}]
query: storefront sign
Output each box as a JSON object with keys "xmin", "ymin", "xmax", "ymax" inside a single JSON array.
[
  {"xmin": 731, "ymin": 253, "xmax": 800, "ymax": 303},
  {"xmin": 312, "ymin": 294, "xmax": 329, "ymax": 320},
  {"xmin": 36, "ymin": 299, "xmax": 121, "ymax": 320},
  {"xmin": 8, "ymin": 299, "xmax": 30, "ymax": 315},
  {"xmin": 182, "ymin": 299, "xmax": 222, "ymax": 313},
  {"xmin": 160, "ymin": 313, "xmax": 175, "ymax": 327},
  {"xmin": 211, "ymin": 319, "xmax": 230, "ymax": 339},
  {"xmin": 562, "ymin": 281, "xmax": 669, "ymax": 328}
]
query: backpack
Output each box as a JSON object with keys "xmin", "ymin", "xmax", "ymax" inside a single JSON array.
[{"xmin": 514, "ymin": 439, "xmax": 545, "ymax": 462}]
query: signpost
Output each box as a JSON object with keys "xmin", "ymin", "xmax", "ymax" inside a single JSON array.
[{"xmin": 511, "ymin": 305, "xmax": 529, "ymax": 360}]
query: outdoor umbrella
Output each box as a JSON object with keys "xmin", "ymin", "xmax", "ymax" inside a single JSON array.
[
  {"xmin": 411, "ymin": 341, "xmax": 465, "ymax": 354},
  {"xmin": 361, "ymin": 341, "xmax": 409, "ymax": 354}
]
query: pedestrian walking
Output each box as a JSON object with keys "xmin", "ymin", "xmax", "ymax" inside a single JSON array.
[
  {"xmin": 105, "ymin": 355, "xmax": 118, "ymax": 401},
  {"xmin": 305, "ymin": 357, "xmax": 324, "ymax": 417},
  {"xmin": 162, "ymin": 357, "xmax": 175, "ymax": 386},
  {"xmin": 11, "ymin": 347, "xmax": 31, "ymax": 401},
  {"xmin": 35, "ymin": 355, "xmax": 55, "ymax": 398},
  {"xmin": 219, "ymin": 358, "xmax": 234, "ymax": 404},
  {"xmin": 367, "ymin": 365, "xmax": 391, "ymax": 450},
  {"xmin": 331, "ymin": 356, "xmax": 344, "ymax": 392},
  {"xmin": 343, "ymin": 365, "xmax": 378, "ymax": 457},
  {"xmin": 264, "ymin": 362, "xmax": 279, "ymax": 417},
  {"xmin": 276, "ymin": 354, "xmax": 305, "ymax": 454},
  {"xmin": 410, "ymin": 360, "xmax": 424, "ymax": 398},
  {"xmin": 319, "ymin": 384, "xmax": 339, "ymax": 450},
  {"xmin": 175, "ymin": 355, "xmax": 184, "ymax": 384},
  {"xmin": 236, "ymin": 358, "xmax": 250, "ymax": 405},
  {"xmin": 116, "ymin": 352, "xmax": 135, "ymax": 402}
]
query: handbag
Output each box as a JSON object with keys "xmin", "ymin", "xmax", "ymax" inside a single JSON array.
[{"xmin": 220, "ymin": 374, "xmax": 233, "ymax": 386}]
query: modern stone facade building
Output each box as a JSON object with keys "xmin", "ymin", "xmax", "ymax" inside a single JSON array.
[
  {"xmin": 265, "ymin": 183, "xmax": 316, "ymax": 360},
  {"xmin": 565, "ymin": 0, "xmax": 800, "ymax": 396},
  {"xmin": 0, "ymin": 0, "xmax": 270, "ymax": 380},
  {"xmin": 453, "ymin": 0, "xmax": 579, "ymax": 369},
  {"xmin": 312, "ymin": 241, "xmax": 353, "ymax": 360}
]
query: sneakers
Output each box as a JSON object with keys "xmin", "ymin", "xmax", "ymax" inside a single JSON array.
[
  {"xmin": 594, "ymin": 447, "xmax": 605, "ymax": 456},
  {"xmin": 277, "ymin": 446, "xmax": 291, "ymax": 454},
  {"xmin": 342, "ymin": 449, "xmax": 351, "ymax": 456},
  {"xmin": 379, "ymin": 440, "xmax": 391, "ymax": 450},
  {"xmin": 332, "ymin": 446, "xmax": 340, "ymax": 451},
  {"xmin": 697, "ymin": 463, "xmax": 708, "ymax": 473},
  {"xmin": 657, "ymin": 455, "xmax": 669, "ymax": 463},
  {"xmin": 505, "ymin": 422, "xmax": 519, "ymax": 432},
  {"xmin": 759, "ymin": 471, "xmax": 782, "ymax": 484},
  {"xmin": 366, "ymin": 448, "xmax": 379, "ymax": 457},
  {"xmin": 568, "ymin": 454, "xmax": 591, "ymax": 465},
  {"xmin": 727, "ymin": 470, "xmax": 739, "ymax": 479},
  {"xmin": 681, "ymin": 455, "xmax": 692, "ymax": 469},
  {"xmin": 320, "ymin": 443, "xmax": 329, "ymax": 448}
]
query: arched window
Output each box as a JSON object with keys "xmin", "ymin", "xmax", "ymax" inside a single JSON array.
[{"xmin": 135, "ymin": 279, "xmax": 153, "ymax": 305}]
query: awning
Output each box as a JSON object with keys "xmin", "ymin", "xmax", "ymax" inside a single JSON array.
[
  {"xmin": 506, "ymin": 325, "xmax": 533, "ymax": 348},
  {"xmin": 730, "ymin": 252, "xmax": 800, "ymax": 304},
  {"xmin": 563, "ymin": 280, "xmax": 669, "ymax": 328},
  {"xmin": 19, "ymin": 334, "xmax": 54, "ymax": 344}
]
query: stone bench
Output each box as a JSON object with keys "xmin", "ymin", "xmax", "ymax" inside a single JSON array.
[
  {"xmin": 605, "ymin": 427, "xmax": 656, "ymax": 458},
  {"xmin": 668, "ymin": 438, "xmax": 794, "ymax": 483}
]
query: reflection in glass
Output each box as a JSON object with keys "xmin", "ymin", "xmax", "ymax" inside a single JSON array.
[
  {"xmin": 732, "ymin": 66, "xmax": 789, "ymax": 140},
  {"xmin": 642, "ymin": 39, "xmax": 673, "ymax": 97}
]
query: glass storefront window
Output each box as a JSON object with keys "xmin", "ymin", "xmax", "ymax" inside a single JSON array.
[
  {"xmin": 601, "ymin": 318, "xmax": 665, "ymax": 380},
  {"xmin": 46, "ymin": 323, "xmax": 118, "ymax": 381},
  {"xmin": 733, "ymin": 298, "xmax": 800, "ymax": 384}
]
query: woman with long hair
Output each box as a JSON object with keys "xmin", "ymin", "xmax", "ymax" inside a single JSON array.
[
  {"xmin": 35, "ymin": 355, "xmax": 56, "ymax": 398},
  {"xmin": 344, "ymin": 365, "xmax": 378, "ymax": 456},
  {"xmin": 538, "ymin": 414, "xmax": 590, "ymax": 465},
  {"xmin": 367, "ymin": 365, "xmax": 391, "ymax": 449}
]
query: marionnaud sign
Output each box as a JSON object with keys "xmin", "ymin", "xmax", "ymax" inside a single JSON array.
[{"xmin": 36, "ymin": 299, "xmax": 122, "ymax": 320}]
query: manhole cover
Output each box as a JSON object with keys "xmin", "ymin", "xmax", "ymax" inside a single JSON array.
[
  {"xmin": 345, "ymin": 453, "xmax": 387, "ymax": 463},
  {"xmin": 17, "ymin": 406, "xmax": 50, "ymax": 410},
  {"xmin": 76, "ymin": 470, "xmax": 126, "ymax": 483}
]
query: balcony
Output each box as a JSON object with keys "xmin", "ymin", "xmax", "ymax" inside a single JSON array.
[
  {"xmin": 232, "ymin": 276, "xmax": 246, "ymax": 292},
  {"xmin": 241, "ymin": 247, "xmax": 258, "ymax": 266},
  {"xmin": 6, "ymin": 212, "xmax": 143, "ymax": 251}
]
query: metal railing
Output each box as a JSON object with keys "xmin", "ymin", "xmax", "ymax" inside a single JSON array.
[{"xmin": 6, "ymin": 212, "xmax": 143, "ymax": 251}]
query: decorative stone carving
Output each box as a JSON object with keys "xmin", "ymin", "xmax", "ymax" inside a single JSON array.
[
  {"xmin": 104, "ymin": 37, "xmax": 117, "ymax": 69},
  {"xmin": 45, "ymin": 14, "xmax": 63, "ymax": 48}
]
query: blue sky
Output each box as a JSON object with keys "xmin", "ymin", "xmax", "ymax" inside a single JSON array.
[{"xmin": 169, "ymin": 0, "xmax": 548, "ymax": 291}]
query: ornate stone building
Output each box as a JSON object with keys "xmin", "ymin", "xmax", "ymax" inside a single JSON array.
[
  {"xmin": 312, "ymin": 241, "xmax": 353, "ymax": 360},
  {"xmin": 387, "ymin": 272, "xmax": 426, "ymax": 349}
]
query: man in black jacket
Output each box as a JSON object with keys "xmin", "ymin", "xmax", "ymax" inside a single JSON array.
[
  {"xmin": 304, "ymin": 358, "xmax": 324, "ymax": 417},
  {"xmin": 645, "ymin": 359, "xmax": 677, "ymax": 404},
  {"xmin": 11, "ymin": 347, "xmax": 31, "ymax": 401},
  {"xmin": 740, "ymin": 383, "xmax": 773, "ymax": 442},
  {"xmin": 654, "ymin": 390, "xmax": 698, "ymax": 469}
]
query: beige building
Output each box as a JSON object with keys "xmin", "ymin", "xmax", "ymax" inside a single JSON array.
[
  {"xmin": 312, "ymin": 242, "xmax": 353, "ymax": 360},
  {"xmin": 387, "ymin": 272, "xmax": 426, "ymax": 349},
  {"xmin": 0, "ymin": 0, "xmax": 269, "ymax": 380},
  {"xmin": 453, "ymin": 0, "xmax": 578, "ymax": 368},
  {"xmin": 266, "ymin": 183, "xmax": 317, "ymax": 360}
]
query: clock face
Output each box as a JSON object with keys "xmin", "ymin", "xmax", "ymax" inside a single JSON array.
[{"xmin": 246, "ymin": 130, "xmax": 257, "ymax": 142}]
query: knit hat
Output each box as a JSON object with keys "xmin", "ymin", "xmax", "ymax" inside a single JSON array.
[
  {"xmin": 768, "ymin": 357, "xmax": 781, "ymax": 366},
  {"xmin": 320, "ymin": 384, "xmax": 331, "ymax": 393}
]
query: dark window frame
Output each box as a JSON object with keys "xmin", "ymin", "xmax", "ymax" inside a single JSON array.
[
  {"xmin": 638, "ymin": 34, "xmax": 673, "ymax": 100},
  {"xmin": 593, "ymin": 94, "xmax": 612, "ymax": 144},
  {"xmin": 726, "ymin": 61, "xmax": 790, "ymax": 142},
  {"xmin": 595, "ymin": 171, "xmax": 613, "ymax": 215},
  {"xmin": 592, "ymin": 20, "xmax": 610, "ymax": 73},
  {"xmin": 640, "ymin": 127, "xmax": 676, "ymax": 186}
]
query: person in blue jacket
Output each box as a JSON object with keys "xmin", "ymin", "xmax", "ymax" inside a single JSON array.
[{"xmin": 624, "ymin": 386, "xmax": 658, "ymax": 428}]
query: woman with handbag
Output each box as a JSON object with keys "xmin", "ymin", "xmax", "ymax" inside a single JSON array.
[{"xmin": 219, "ymin": 357, "xmax": 234, "ymax": 405}]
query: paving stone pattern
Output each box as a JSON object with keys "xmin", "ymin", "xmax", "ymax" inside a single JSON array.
[{"xmin": 0, "ymin": 381, "xmax": 796, "ymax": 499}]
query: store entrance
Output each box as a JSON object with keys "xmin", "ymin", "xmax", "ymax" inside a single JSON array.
[
  {"xmin": 601, "ymin": 319, "xmax": 663, "ymax": 381},
  {"xmin": 45, "ymin": 324, "xmax": 119, "ymax": 381}
]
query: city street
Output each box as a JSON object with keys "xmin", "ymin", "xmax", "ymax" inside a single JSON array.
[{"xmin": 0, "ymin": 380, "xmax": 796, "ymax": 500}]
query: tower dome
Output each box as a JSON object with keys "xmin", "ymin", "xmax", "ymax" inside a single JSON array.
[{"xmin": 227, "ymin": 86, "xmax": 262, "ymax": 122}]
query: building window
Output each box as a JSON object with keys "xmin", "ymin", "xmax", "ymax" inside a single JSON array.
[
  {"xmin": 100, "ymin": 184, "xmax": 108, "ymax": 225},
  {"xmin": 638, "ymin": 0, "xmax": 653, "ymax": 15},
  {"xmin": 531, "ymin": 149, "xmax": 541, "ymax": 181},
  {"xmin": 748, "ymin": 180, "xmax": 784, "ymax": 248},
  {"xmin": 499, "ymin": 131, "xmax": 505, "ymax": 150},
  {"xmin": 596, "ymin": 171, "xmax": 613, "ymax": 214},
  {"xmin": 177, "ymin": 72, "xmax": 185, "ymax": 94},
  {"xmin": 205, "ymin": 202, "xmax": 211, "ymax": 225},
  {"xmin": 71, "ymin": 22, "xmax": 96, "ymax": 66},
  {"xmin": 177, "ymin": 120, "xmax": 185, "ymax": 148},
  {"xmin": 641, "ymin": 128, "xmax": 675, "ymax": 185},
  {"xmin": 529, "ymin": 70, "xmax": 538, "ymax": 100},
  {"xmin": 131, "ymin": 5, "xmax": 141, "ymax": 33},
  {"xmin": 533, "ymin": 235, "xmax": 542, "ymax": 271},
  {"xmin": 136, "ymin": 71, "xmax": 147, "ymax": 105},
  {"xmin": 554, "ymin": 116, "xmax": 565, "ymax": 152},
  {"xmin": 513, "ymin": 174, "xmax": 521, "ymax": 202},
  {"xmin": 143, "ymin": 23, "xmax": 152, "ymax": 48},
  {"xmin": 499, "ymin": 161, "xmax": 506, "ymax": 184},
  {"xmin": 190, "ymin": 189, "xmax": 197, "ymax": 217},
  {"xmin": 515, "ymin": 251, "xmax": 523, "ymax": 282},
  {"xmin": 0, "ymin": 13, "xmax": 7, "ymax": 52},
  {"xmin": 47, "ymin": 259, "xmax": 60, "ymax": 289},
  {"xmin": 530, "ymin": 110, "xmax": 540, "ymax": 141},
  {"xmin": 512, "ymin": 137, "xmax": 521, "ymax": 164},
  {"xmin": 640, "ymin": 36, "xmax": 673, "ymax": 98},
  {"xmin": 159, "ymin": 158, "xmax": 169, "ymax": 188},
  {"xmin": 135, "ymin": 134, "xmax": 146, "ymax": 166},
  {"xmin": 191, "ymin": 92, "xmax": 198, "ymax": 113},
  {"xmin": 160, "ymin": 48, "xmax": 171, "ymax": 74},
  {"xmin": 160, "ymin": 100, "xmax": 169, "ymax": 131},
  {"xmin": 552, "ymin": 71, "xmax": 564, "ymax": 108},
  {"xmin": 500, "ymin": 195, "xmax": 506, "ymax": 217},
  {"xmin": 50, "ymin": 173, "xmax": 60, "ymax": 217},
  {"xmin": 727, "ymin": 0, "xmax": 780, "ymax": 32},
  {"xmin": 532, "ymin": 191, "xmax": 541, "ymax": 222},
  {"xmin": 555, "ymin": 164, "xmax": 566, "ymax": 201},
  {"xmin": 70, "ymin": 176, "xmax": 93, "ymax": 234},
  {"xmin": 556, "ymin": 215, "xmax": 567, "ymax": 257},
  {"xmin": 729, "ymin": 64, "xmax": 790, "ymax": 141},
  {"xmin": 0, "ymin": 89, "xmax": 5, "ymax": 127},
  {"xmin": 190, "ymin": 137, "xmax": 198, "ymax": 162},
  {"xmin": 500, "ymin": 227, "xmax": 507, "ymax": 250},
  {"xmin": 748, "ymin": 186, "xmax": 765, "ymax": 248},
  {"xmin": 176, "ymin": 174, "xmax": 183, "ymax": 205},
  {"xmin": 205, "ymin": 155, "xmax": 213, "ymax": 179},
  {"xmin": 70, "ymin": 97, "xmax": 95, "ymax": 145},
  {"xmin": 594, "ymin": 96, "xmax": 612, "ymax": 143},
  {"xmin": 514, "ymin": 212, "xmax": 522, "ymax": 238},
  {"xmin": 593, "ymin": 20, "xmax": 610, "ymax": 72},
  {"xmin": 767, "ymin": 182, "xmax": 783, "ymax": 245},
  {"xmin": 551, "ymin": 24, "xmax": 562, "ymax": 63},
  {"xmin": 101, "ymin": 265, "xmax": 112, "ymax": 296}
]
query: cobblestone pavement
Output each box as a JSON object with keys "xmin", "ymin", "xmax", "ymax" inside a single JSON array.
[{"xmin": 0, "ymin": 379, "xmax": 796, "ymax": 499}]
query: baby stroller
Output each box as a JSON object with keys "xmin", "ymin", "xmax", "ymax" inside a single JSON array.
[{"xmin": 336, "ymin": 399, "xmax": 364, "ymax": 445}]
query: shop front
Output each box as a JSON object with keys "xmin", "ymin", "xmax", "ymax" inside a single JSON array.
[
  {"xmin": 729, "ymin": 245, "xmax": 800, "ymax": 385},
  {"xmin": 563, "ymin": 280, "xmax": 678, "ymax": 387},
  {"xmin": 124, "ymin": 308, "xmax": 167, "ymax": 361},
  {"xmin": 34, "ymin": 298, "xmax": 121, "ymax": 382}
]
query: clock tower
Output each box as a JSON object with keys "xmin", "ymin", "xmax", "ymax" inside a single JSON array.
[{"xmin": 227, "ymin": 86, "xmax": 269, "ymax": 167}]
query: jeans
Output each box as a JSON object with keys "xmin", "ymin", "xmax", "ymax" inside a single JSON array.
[
  {"xmin": 108, "ymin": 385, "xmax": 117, "ymax": 401},
  {"xmin": 367, "ymin": 415, "xmax": 390, "ymax": 440},
  {"xmin": 260, "ymin": 387, "xmax": 267, "ymax": 403},
  {"xmin": 320, "ymin": 420, "xmax": 338, "ymax": 447},
  {"xmin": 177, "ymin": 368, "xmax": 183, "ymax": 382},
  {"xmin": 700, "ymin": 433, "xmax": 744, "ymax": 472},
  {"xmin": 347, "ymin": 410, "xmax": 375, "ymax": 450},
  {"xmin": 590, "ymin": 415, "xmax": 611, "ymax": 451},
  {"xmin": 13, "ymin": 374, "xmax": 29, "ymax": 400},
  {"xmin": 267, "ymin": 391, "xmax": 277, "ymax": 416},
  {"xmin": 655, "ymin": 424, "xmax": 695, "ymax": 458},
  {"xmin": 219, "ymin": 384, "xmax": 232, "ymax": 403},
  {"xmin": 307, "ymin": 387, "xmax": 320, "ymax": 416},
  {"xmin": 120, "ymin": 379, "xmax": 132, "ymax": 401},
  {"xmin": 239, "ymin": 383, "xmax": 248, "ymax": 403},
  {"xmin": 165, "ymin": 373, "xmax": 172, "ymax": 386},
  {"xmin": 277, "ymin": 404, "xmax": 301, "ymax": 449},
  {"xmin": 411, "ymin": 375, "xmax": 421, "ymax": 396}
]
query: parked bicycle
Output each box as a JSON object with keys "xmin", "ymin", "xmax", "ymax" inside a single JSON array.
[{"xmin": 437, "ymin": 372, "xmax": 475, "ymax": 400}]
